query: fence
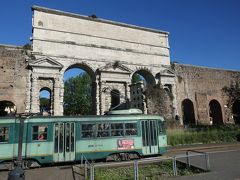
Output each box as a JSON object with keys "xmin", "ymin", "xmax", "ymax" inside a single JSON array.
[
  {"xmin": 72, "ymin": 151, "xmax": 210, "ymax": 180},
  {"xmin": 186, "ymin": 149, "xmax": 210, "ymax": 170},
  {"xmin": 72, "ymin": 154, "xmax": 91, "ymax": 180}
]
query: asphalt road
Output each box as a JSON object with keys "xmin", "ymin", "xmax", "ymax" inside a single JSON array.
[
  {"xmin": 169, "ymin": 150, "xmax": 240, "ymax": 180},
  {"xmin": 0, "ymin": 143, "xmax": 240, "ymax": 180}
]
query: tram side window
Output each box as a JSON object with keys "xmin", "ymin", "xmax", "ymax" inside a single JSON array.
[
  {"xmin": 0, "ymin": 127, "xmax": 9, "ymax": 143},
  {"xmin": 97, "ymin": 123, "xmax": 110, "ymax": 137},
  {"xmin": 111, "ymin": 123, "xmax": 124, "ymax": 136},
  {"xmin": 158, "ymin": 121, "xmax": 165, "ymax": 133},
  {"xmin": 125, "ymin": 123, "xmax": 137, "ymax": 136},
  {"xmin": 81, "ymin": 124, "xmax": 95, "ymax": 138},
  {"xmin": 32, "ymin": 125, "xmax": 48, "ymax": 141}
]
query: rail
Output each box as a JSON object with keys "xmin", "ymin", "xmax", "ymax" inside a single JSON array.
[
  {"xmin": 86, "ymin": 151, "xmax": 211, "ymax": 180},
  {"xmin": 186, "ymin": 149, "xmax": 210, "ymax": 171},
  {"xmin": 72, "ymin": 154, "xmax": 91, "ymax": 180}
]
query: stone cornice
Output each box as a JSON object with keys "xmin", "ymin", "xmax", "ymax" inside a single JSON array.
[
  {"xmin": 31, "ymin": 52, "xmax": 169, "ymax": 69},
  {"xmin": 32, "ymin": 37, "xmax": 169, "ymax": 57},
  {"xmin": 32, "ymin": 5, "xmax": 169, "ymax": 35}
]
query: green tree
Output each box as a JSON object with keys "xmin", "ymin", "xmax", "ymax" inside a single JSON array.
[
  {"xmin": 40, "ymin": 97, "xmax": 50, "ymax": 112},
  {"xmin": 132, "ymin": 73, "xmax": 142, "ymax": 83},
  {"xmin": 64, "ymin": 73, "xmax": 92, "ymax": 115}
]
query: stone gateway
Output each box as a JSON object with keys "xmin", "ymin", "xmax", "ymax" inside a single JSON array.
[{"xmin": 0, "ymin": 6, "xmax": 240, "ymax": 126}]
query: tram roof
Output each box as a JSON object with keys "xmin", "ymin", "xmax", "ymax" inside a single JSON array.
[{"xmin": 0, "ymin": 114, "xmax": 164, "ymax": 124}]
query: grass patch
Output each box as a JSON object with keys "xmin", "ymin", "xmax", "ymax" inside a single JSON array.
[
  {"xmin": 167, "ymin": 125, "xmax": 240, "ymax": 146},
  {"xmin": 93, "ymin": 160, "xmax": 205, "ymax": 180}
]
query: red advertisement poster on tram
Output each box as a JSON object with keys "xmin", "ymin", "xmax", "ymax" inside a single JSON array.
[{"xmin": 117, "ymin": 139, "xmax": 134, "ymax": 150}]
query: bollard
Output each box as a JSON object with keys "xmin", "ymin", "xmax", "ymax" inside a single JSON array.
[
  {"xmin": 8, "ymin": 166, "xmax": 25, "ymax": 180},
  {"xmin": 90, "ymin": 165, "xmax": 95, "ymax": 180},
  {"xmin": 173, "ymin": 156, "xmax": 177, "ymax": 176},
  {"xmin": 85, "ymin": 161, "xmax": 88, "ymax": 179},
  {"xmin": 205, "ymin": 153, "xmax": 210, "ymax": 171},
  {"xmin": 186, "ymin": 151, "xmax": 191, "ymax": 168},
  {"xmin": 134, "ymin": 161, "xmax": 139, "ymax": 180},
  {"xmin": 81, "ymin": 154, "xmax": 83, "ymax": 165}
]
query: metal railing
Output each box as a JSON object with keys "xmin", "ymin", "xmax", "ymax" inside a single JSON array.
[
  {"xmin": 186, "ymin": 149, "xmax": 210, "ymax": 171},
  {"xmin": 73, "ymin": 151, "xmax": 210, "ymax": 180},
  {"xmin": 72, "ymin": 154, "xmax": 91, "ymax": 180}
]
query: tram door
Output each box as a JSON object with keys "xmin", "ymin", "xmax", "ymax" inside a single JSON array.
[
  {"xmin": 53, "ymin": 122, "xmax": 75, "ymax": 162},
  {"xmin": 141, "ymin": 120, "xmax": 159, "ymax": 155}
]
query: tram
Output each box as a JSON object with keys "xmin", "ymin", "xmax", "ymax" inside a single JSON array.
[{"xmin": 0, "ymin": 109, "xmax": 167, "ymax": 166}]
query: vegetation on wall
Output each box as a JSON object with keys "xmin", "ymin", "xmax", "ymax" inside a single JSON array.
[
  {"xmin": 64, "ymin": 73, "xmax": 92, "ymax": 115},
  {"xmin": 22, "ymin": 43, "xmax": 32, "ymax": 50},
  {"xmin": 222, "ymin": 78, "xmax": 240, "ymax": 107},
  {"xmin": 145, "ymin": 85, "xmax": 174, "ymax": 120}
]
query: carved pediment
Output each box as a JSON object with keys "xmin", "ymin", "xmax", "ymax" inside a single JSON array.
[
  {"xmin": 99, "ymin": 62, "xmax": 133, "ymax": 74},
  {"xmin": 29, "ymin": 57, "xmax": 63, "ymax": 69},
  {"xmin": 160, "ymin": 68, "xmax": 175, "ymax": 77}
]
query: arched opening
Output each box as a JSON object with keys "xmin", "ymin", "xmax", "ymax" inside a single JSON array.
[
  {"xmin": 163, "ymin": 84, "xmax": 172, "ymax": 93},
  {"xmin": 39, "ymin": 88, "xmax": 51, "ymax": 116},
  {"xmin": 232, "ymin": 99, "xmax": 240, "ymax": 124},
  {"xmin": 111, "ymin": 89, "xmax": 120, "ymax": 110},
  {"xmin": 131, "ymin": 69, "xmax": 155, "ymax": 86},
  {"xmin": 63, "ymin": 64, "xmax": 95, "ymax": 115},
  {"xmin": 0, "ymin": 101, "xmax": 16, "ymax": 117},
  {"xmin": 209, "ymin": 100, "xmax": 223, "ymax": 125},
  {"xmin": 182, "ymin": 99, "xmax": 196, "ymax": 126}
]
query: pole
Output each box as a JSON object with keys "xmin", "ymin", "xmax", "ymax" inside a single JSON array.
[
  {"xmin": 134, "ymin": 161, "xmax": 138, "ymax": 180},
  {"xmin": 17, "ymin": 117, "xmax": 25, "ymax": 165},
  {"xmin": 8, "ymin": 115, "xmax": 26, "ymax": 180},
  {"xmin": 186, "ymin": 151, "xmax": 190, "ymax": 168},
  {"xmin": 205, "ymin": 153, "xmax": 210, "ymax": 171}
]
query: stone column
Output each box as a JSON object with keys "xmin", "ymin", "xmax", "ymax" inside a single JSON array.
[
  {"xmin": 53, "ymin": 77, "xmax": 61, "ymax": 116},
  {"xmin": 31, "ymin": 74, "xmax": 39, "ymax": 113},
  {"xmin": 124, "ymin": 82, "xmax": 130, "ymax": 109},
  {"xmin": 99, "ymin": 81, "xmax": 106, "ymax": 115},
  {"xmin": 98, "ymin": 81, "xmax": 102, "ymax": 115},
  {"xmin": 125, "ymin": 82, "xmax": 131, "ymax": 100},
  {"xmin": 59, "ymin": 77, "xmax": 64, "ymax": 115},
  {"xmin": 95, "ymin": 78, "xmax": 100, "ymax": 115},
  {"xmin": 25, "ymin": 71, "xmax": 31, "ymax": 113},
  {"xmin": 172, "ymin": 84, "xmax": 178, "ymax": 119}
]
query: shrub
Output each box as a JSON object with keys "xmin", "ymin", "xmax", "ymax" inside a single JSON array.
[{"xmin": 167, "ymin": 125, "xmax": 240, "ymax": 146}]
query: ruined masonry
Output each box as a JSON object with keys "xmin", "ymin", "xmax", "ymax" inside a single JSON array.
[{"xmin": 0, "ymin": 6, "xmax": 240, "ymax": 126}]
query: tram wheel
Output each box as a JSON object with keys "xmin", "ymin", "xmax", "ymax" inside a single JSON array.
[
  {"xmin": 112, "ymin": 154, "xmax": 121, "ymax": 162},
  {"xmin": 120, "ymin": 153, "xmax": 130, "ymax": 161}
]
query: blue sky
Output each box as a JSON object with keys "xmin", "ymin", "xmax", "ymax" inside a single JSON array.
[{"xmin": 1, "ymin": 0, "xmax": 240, "ymax": 70}]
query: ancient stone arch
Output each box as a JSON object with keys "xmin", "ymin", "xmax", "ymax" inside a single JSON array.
[
  {"xmin": 132, "ymin": 68, "xmax": 156, "ymax": 86},
  {"xmin": 232, "ymin": 99, "xmax": 240, "ymax": 124},
  {"xmin": 39, "ymin": 87, "xmax": 52, "ymax": 115},
  {"xmin": 209, "ymin": 99, "xmax": 223, "ymax": 125},
  {"xmin": 181, "ymin": 99, "xmax": 196, "ymax": 126},
  {"xmin": 0, "ymin": 100, "xmax": 16, "ymax": 117},
  {"xmin": 63, "ymin": 62, "xmax": 96, "ymax": 114},
  {"xmin": 24, "ymin": 6, "xmax": 176, "ymax": 116},
  {"xmin": 63, "ymin": 62, "xmax": 96, "ymax": 81},
  {"xmin": 3, "ymin": 6, "xmax": 240, "ymax": 125},
  {"xmin": 110, "ymin": 89, "xmax": 121, "ymax": 109}
]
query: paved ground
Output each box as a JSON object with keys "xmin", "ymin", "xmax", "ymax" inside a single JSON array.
[
  {"xmin": 0, "ymin": 165, "xmax": 75, "ymax": 180},
  {"xmin": 169, "ymin": 150, "xmax": 240, "ymax": 180},
  {"xmin": 0, "ymin": 143, "xmax": 240, "ymax": 180}
]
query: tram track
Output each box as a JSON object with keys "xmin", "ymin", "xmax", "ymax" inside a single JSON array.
[
  {"xmin": 1, "ymin": 143, "xmax": 240, "ymax": 171},
  {"xmin": 80, "ymin": 143, "xmax": 240, "ymax": 168},
  {"xmin": 166, "ymin": 142, "xmax": 240, "ymax": 156}
]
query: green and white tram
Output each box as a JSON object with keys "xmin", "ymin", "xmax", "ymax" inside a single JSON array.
[{"xmin": 0, "ymin": 109, "xmax": 167, "ymax": 165}]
